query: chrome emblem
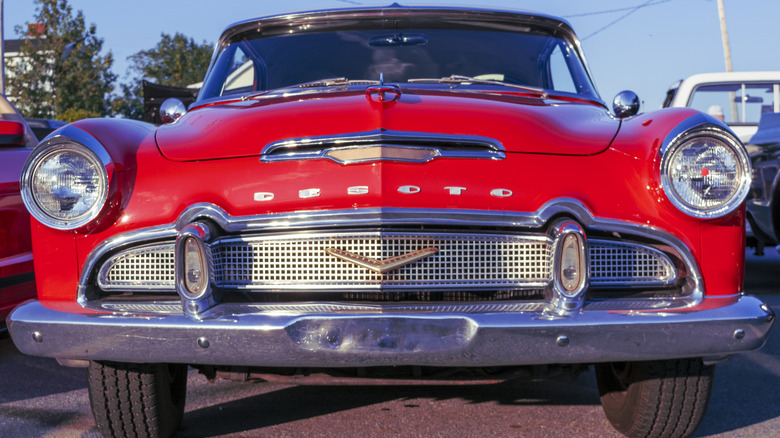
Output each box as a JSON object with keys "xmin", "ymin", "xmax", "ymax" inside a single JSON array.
[
  {"xmin": 253, "ymin": 184, "xmax": 516, "ymax": 201},
  {"xmin": 324, "ymin": 247, "xmax": 438, "ymax": 273}
]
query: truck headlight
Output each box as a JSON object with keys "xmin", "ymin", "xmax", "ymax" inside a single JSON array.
[
  {"xmin": 660, "ymin": 126, "xmax": 751, "ymax": 219},
  {"xmin": 21, "ymin": 134, "xmax": 111, "ymax": 230}
]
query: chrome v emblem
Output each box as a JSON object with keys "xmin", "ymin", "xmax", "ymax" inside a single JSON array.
[{"xmin": 324, "ymin": 247, "xmax": 438, "ymax": 273}]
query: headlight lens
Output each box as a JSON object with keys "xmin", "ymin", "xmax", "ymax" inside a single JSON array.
[
  {"xmin": 22, "ymin": 142, "xmax": 109, "ymax": 230},
  {"xmin": 661, "ymin": 127, "xmax": 751, "ymax": 218}
]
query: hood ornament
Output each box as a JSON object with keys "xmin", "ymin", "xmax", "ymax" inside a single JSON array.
[
  {"xmin": 325, "ymin": 247, "xmax": 438, "ymax": 273},
  {"xmin": 366, "ymin": 72, "xmax": 402, "ymax": 103}
]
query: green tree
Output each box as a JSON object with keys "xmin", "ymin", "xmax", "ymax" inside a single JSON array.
[
  {"xmin": 129, "ymin": 33, "xmax": 212, "ymax": 87},
  {"xmin": 6, "ymin": 0, "xmax": 116, "ymax": 121},
  {"xmin": 113, "ymin": 33, "xmax": 212, "ymax": 119}
]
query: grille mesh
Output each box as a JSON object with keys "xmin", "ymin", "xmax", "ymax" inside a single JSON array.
[
  {"xmin": 589, "ymin": 240, "xmax": 675, "ymax": 284},
  {"xmin": 212, "ymin": 233, "xmax": 551, "ymax": 289},
  {"xmin": 96, "ymin": 233, "xmax": 677, "ymax": 293},
  {"xmin": 98, "ymin": 244, "xmax": 175, "ymax": 290}
]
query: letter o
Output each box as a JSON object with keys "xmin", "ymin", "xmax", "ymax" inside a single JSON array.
[
  {"xmin": 490, "ymin": 188, "xmax": 513, "ymax": 197},
  {"xmin": 398, "ymin": 185, "xmax": 421, "ymax": 194}
]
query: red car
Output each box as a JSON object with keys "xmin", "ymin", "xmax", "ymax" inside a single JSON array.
[
  {"xmin": 8, "ymin": 6, "xmax": 775, "ymax": 438},
  {"xmin": 0, "ymin": 96, "xmax": 38, "ymax": 332}
]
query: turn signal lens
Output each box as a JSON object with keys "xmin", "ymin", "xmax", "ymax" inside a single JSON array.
[
  {"xmin": 560, "ymin": 234, "xmax": 582, "ymax": 292},
  {"xmin": 183, "ymin": 237, "xmax": 207, "ymax": 296},
  {"xmin": 560, "ymin": 233, "xmax": 584, "ymax": 295}
]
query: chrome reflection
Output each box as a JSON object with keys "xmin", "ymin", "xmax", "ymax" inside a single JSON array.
[
  {"xmin": 547, "ymin": 220, "xmax": 588, "ymax": 316},
  {"xmin": 612, "ymin": 90, "xmax": 640, "ymax": 118},
  {"xmin": 260, "ymin": 129, "xmax": 506, "ymax": 164},
  {"xmin": 160, "ymin": 98, "xmax": 187, "ymax": 124}
]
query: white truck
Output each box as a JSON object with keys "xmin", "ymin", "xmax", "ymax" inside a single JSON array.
[{"xmin": 663, "ymin": 71, "xmax": 780, "ymax": 142}]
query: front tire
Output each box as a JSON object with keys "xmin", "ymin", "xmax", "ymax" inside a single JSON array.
[
  {"xmin": 87, "ymin": 361, "xmax": 187, "ymax": 438},
  {"xmin": 595, "ymin": 358, "xmax": 713, "ymax": 438}
]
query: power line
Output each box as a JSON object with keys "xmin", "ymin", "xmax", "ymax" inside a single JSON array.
[
  {"xmin": 563, "ymin": 0, "xmax": 672, "ymax": 18},
  {"xmin": 578, "ymin": 0, "xmax": 668, "ymax": 41}
]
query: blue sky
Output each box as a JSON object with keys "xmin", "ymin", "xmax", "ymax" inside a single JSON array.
[{"xmin": 4, "ymin": 0, "xmax": 780, "ymax": 111}]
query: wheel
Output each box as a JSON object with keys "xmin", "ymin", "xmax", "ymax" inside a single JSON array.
[
  {"xmin": 87, "ymin": 361, "xmax": 187, "ymax": 438},
  {"xmin": 595, "ymin": 358, "xmax": 714, "ymax": 438}
]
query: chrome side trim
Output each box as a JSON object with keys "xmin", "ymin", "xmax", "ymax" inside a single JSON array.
[
  {"xmin": 8, "ymin": 295, "xmax": 774, "ymax": 366},
  {"xmin": 260, "ymin": 129, "xmax": 506, "ymax": 164},
  {"xmin": 78, "ymin": 199, "xmax": 704, "ymax": 306}
]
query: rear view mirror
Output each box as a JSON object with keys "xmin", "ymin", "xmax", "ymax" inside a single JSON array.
[
  {"xmin": 736, "ymin": 95, "xmax": 763, "ymax": 104},
  {"xmin": 0, "ymin": 120, "xmax": 27, "ymax": 147}
]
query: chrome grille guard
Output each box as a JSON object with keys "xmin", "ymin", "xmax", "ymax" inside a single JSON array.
[{"xmin": 79, "ymin": 200, "xmax": 702, "ymax": 309}]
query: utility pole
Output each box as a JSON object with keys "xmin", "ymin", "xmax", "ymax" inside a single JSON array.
[
  {"xmin": 717, "ymin": 0, "xmax": 738, "ymax": 122},
  {"xmin": 717, "ymin": 0, "xmax": 733, "ymax": 72}
]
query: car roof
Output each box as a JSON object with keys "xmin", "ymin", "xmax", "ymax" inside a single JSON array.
[
  {"xmin": 679, "ymin": 71, "xmax": 780, "ymax": 84},
  {"xmin": 668, "ymin": 71, "xmax": 780, "ymax": 108},
  {"xmin": 217, "ymin": 4, "xmax": 578, "ymax": 50}
]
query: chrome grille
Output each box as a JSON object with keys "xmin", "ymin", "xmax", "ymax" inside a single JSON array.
[
  {"xmin": 589, "ymin": 240, "xmax": 676, "ymax": 286},
  {"xmin": 96, "ymin": 232, "xmax": 678, "ymax": 293},
  {"xmin": 211, "ymin": 232, "xmax": 552, "ymax": 289},
  {"xmin": 98, "ymin": 244, "xmax": 175, "ymax": 290}
]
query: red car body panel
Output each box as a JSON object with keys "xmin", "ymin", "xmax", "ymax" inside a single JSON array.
[
  {"xmin": 157, "ymin": 91, "xmax": 617, "ymax": 161},
  {"xmin": 0, "ymin": 146, "xmax": 35, "ymax": 322},
  {"xmin": 25, "ymin": 96, "xmax": 741, "ymax": 306}
]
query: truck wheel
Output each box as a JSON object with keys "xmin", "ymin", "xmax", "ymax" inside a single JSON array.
[
  {"xmin": 87, "ymin": 361, "xmax": 187, "ymax": 438},
  {"xmin": 595, "ymin": 359, "xmax": 713, "ymax": 438}
]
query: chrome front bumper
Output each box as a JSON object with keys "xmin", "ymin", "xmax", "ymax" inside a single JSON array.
[{"xmin": 8, "ymin": 296, "xmax": 774, "ymax": 367}]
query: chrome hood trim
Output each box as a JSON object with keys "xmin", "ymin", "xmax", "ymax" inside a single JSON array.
[{"xmin": 260, "ymin": 129, "xmax": 506, "ymax": 164}]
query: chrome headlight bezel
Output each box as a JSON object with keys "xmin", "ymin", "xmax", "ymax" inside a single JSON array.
[
  {"xmin": 20, "ymin": 128, "xmax": 112, "ymax": 230},
  {"xmin": 660, "ymin": 123, "xmax": 751, "ymax": 219}
]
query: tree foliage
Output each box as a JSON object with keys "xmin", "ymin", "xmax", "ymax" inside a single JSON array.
[
  {"xmin": 113, "ymin": 33, "xmax": 212, "ymax": 120},
  {"xmin": 6, "ymin": 0, "xmax": 116, "ymax": 121},
  {"xmin": 129, "ymin": 33, "xmax": 212, "ymax": 87}
]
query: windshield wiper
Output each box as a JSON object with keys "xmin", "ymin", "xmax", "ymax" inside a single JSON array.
[
  {"xmin": 289, "ymin": 77, "xmax": 352, "ymax": 88},
  {"xmin": 408, "ymin": 75, "xmax": 548, "ymax": 98},
  {"xmin": 243, "ymin": 78, "xmax": 381, "ymax": 100}
]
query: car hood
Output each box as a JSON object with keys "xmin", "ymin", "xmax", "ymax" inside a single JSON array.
[{"xmin": 155, "ymin": 90, "xmax": 618, "ymax": 161}]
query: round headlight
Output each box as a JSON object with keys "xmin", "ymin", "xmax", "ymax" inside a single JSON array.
[
  {"xmin": 661, "ymin": 127, "xmax": 751, "ymax": 218},
  {"xmin": 21, "ymin": 140, "xmax": 109, "ymax": 230}
]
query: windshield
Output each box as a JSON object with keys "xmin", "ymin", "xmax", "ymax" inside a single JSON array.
[{"xmin": 199, "ymin": 26, "xmax": 598, "ymax": 101}]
